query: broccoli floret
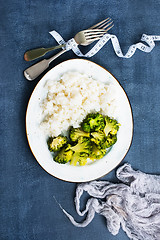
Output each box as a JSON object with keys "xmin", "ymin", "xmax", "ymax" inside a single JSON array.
[
  {"xmin": 69, "ymin": 137, "xmax": 92, "ymax": 154},
  {"xmin": 100, "ymin": 133, "xmax": 117, "ymax": 149},
  {"xmin": 54, "ymin": 146, "xmax": 73, "ymax": 164},
  {"xmin": 91, "ymin": 131, "xmax": 106, "ymax": 145},
  {"xmin": 103, "ymin": 116, "xmax": 120, "ymax": 136},
  {"xmin": 69, "ymin": 127, "xmax": 90, "ymax": 142},
  {"xmin": 47, "ymin": 135, "xmax": 68, "ymax": 152},
  {"xmin": 81, "ymin": 122, "xmax": 91, "ymax": 133},
  {"xmin": 78, "ymin": 152, "xmax": 88, "ymax": 166},
  {"xmin": 89, "ymin": 143, "xmax": 107, "ymax": 160},
  {"xmin": 70, "ymin": 152, "xmax": 88, "ymax": 166},
  {"xmin": 81, "ymin": 113, "xmax": 105, "ymax": 132}
]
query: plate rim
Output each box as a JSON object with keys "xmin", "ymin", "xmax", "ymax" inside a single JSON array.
[{"xmin": 25, "ymin": 58, "xmax": 134, "ymax": 182}]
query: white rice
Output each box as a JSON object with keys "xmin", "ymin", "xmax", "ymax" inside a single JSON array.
[{"xmin": 40, "ymin": 71, "xmax": 118, "ymax": 137}]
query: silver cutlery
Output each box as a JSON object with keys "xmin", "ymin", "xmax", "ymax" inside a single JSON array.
[
  {"xmin": 24, "ymin": 18, "xmax": 114, "ymax": 81},
  {"xmin": 24, "ymin": 18, "xmax": 113, "ymax": 62}
]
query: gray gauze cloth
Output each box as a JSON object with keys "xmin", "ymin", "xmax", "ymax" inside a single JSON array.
[{"xmin": 62, "ymin": 163, "xmax": 160, "ymax": 240}]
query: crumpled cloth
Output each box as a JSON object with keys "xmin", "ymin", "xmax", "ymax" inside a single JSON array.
[{"xmin": 62, "ymin": 163, "xmax": 160, "ymax": 240}]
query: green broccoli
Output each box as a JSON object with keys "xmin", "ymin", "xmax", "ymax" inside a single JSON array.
[
  {"xmin": 70, "ymin": 152, "xmax": 88, "ymax": 166},
  {"xmin": 100, "ymin": 133, "xmax": 117, "ymax": 149},
  {"xmin": 54, "ymin": 146, "xmax": 73, "ymax": 164},
  {"xmin": 47, "ymin": 113, "xmax": 120, "ymax": 165},
  {"xmin": 81, "ymin": 113, "xmax": 105, "ymax": 132},
  {"xmin": 91, "ymin": 131, "xmax": 106, "ymax": 145},
  {"xmin": 69, "ymin": 127, "xmax": 90, "ymax": 142},
  {"xmin": 89, "ymin": 143, "xmax": 107, "ymax": 160},
  {"xmin": 78, "ymin": 154, "xmax": 88, "ymax": 166},
  {"xmin": 70, "ymin": 152, "xmax": 79, "ymax": 166},
  {"xmin": 47, "ymin": 135, "xmax": 68, "ymax": 152},
  {"xmin": 69, "ymin": 137, "xmax": 92, "ymax": 154},
  {"xmin": 103, "ymin": 116, "xmax": 120, "ymax": 136}
]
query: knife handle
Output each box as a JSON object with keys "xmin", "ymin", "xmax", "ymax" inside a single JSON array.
[{"xmin": 24, "ymin": 49, "xmax": 67, "ymax": 81}]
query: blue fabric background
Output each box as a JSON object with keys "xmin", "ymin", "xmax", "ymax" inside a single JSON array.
[{"xmin": 1, "ymin": 1, "xmax": 160, "ymax": 239}]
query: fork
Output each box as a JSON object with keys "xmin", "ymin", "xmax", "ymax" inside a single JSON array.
[
  {"xmin": 24, "ymin": 18, "xmax": 114, "ymax": 81},
  {"xmin": 24, "ymin": 18, "xmax": 113, "ymax": 62}
]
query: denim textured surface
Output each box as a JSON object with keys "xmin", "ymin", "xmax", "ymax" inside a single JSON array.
[{"xmin": 1, "ymin": 1, "xmax": 160, "ymax": 239}]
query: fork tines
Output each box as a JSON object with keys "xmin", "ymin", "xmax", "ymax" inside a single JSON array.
[
  {"xmin": 84, "ymin": 17, "xmax": 114, "ymax": 43},
  {"xmin": 90, "ymin": 17, "xmax": 114, "ymax": 31},
  {"xmin": 84, "ymin": 30, "xmax": 107, "ymax": 40}
]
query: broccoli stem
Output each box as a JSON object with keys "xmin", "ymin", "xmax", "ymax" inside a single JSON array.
[{"xmin": 70, "ymin": 153, "xmax": 79, "ymax": 166}]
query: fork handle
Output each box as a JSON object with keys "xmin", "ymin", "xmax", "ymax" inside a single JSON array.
[
  {"xmin": 24, "ymin": 49, "xmax": 67, "ymax": 81},
  {"xmin": 24, "ymin": 44, "xmax": 66, "ymax": 61}
]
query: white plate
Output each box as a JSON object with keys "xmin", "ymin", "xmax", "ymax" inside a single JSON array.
[{"xmin": 26, "ymin": 59, "xmax": 133, "ymax": 182}]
